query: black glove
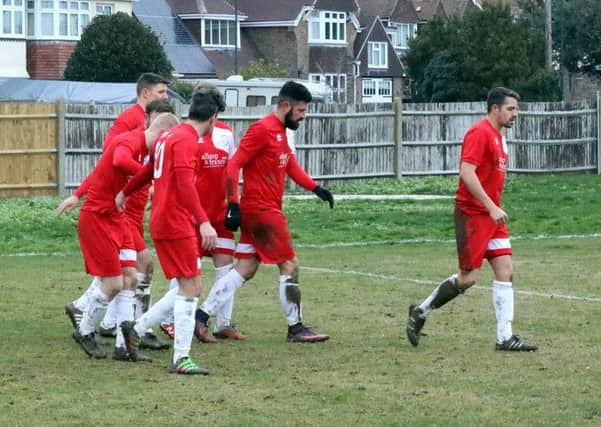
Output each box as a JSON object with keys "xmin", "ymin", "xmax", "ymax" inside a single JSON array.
[
  {"xmin": 313, "ymin": 186, "xmax": 334, "ymax": 209},
  {"xmin": 224, "ymin": 202, "xmax": 241, "ymax": 231}
]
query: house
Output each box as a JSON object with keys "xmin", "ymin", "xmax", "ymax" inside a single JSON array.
[
  {"xmin": 133, "ymin": 0, "xmax": 216, "ymax": 78},
  {"xmin": 0, "ymin": 1, "xmax": 134, "ymax": 79},
  {"xmin": 353, "ymin": 16, "xmax": 405, "ymax": 103},
  {"xmin": 357, "ymin": 0, "xmax": 419, "ymax": 55}
]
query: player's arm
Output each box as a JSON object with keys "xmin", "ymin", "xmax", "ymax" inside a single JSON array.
[
  {"xmin": 116, "ymin": 161, "xmax": 153, "ymax": 212},
  {"xmin": 57, "ymin": 169, "xmax": 92, "ymax": 215},
  {"xmin": 287, "ymin": 155, "xmax": 334, "ymax": 208},
  {"xmin": 113, "ymin": 145, "xmax": 142, "ymax": 176},
  {"xmin": 459, "ymin": 162, "xmax": 507, "ymax": 224}
]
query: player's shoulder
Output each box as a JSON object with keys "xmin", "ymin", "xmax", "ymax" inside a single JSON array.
[{"xmin": 465, "ymin": 119, "xmax": 494, "ymax": 141}]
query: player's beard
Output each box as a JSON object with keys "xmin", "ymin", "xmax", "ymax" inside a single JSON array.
[{"xmin": 284, "ymin": 110, "xmax": 301, "ymax": 130}]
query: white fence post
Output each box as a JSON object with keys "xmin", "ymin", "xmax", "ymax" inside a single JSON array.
[{"xmin": 597, "ymin": 91, "xmax": 601, "ymax": 175}]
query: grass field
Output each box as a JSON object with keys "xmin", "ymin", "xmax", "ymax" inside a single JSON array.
[{"xmin": 1, "ymin": 175, "xmax": 601, "ymax": 426}]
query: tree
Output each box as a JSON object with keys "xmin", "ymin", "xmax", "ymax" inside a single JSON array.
[
  {"xmin": 405, "ymin": 3, "xmax": 560, "ymax": 101},
  {"xmin": 64, "ymin": 12, "xmax": 172, "ymax": 82},
  {"xmin": 241, "ymin": 58, "xmax": 288, "ymax": 80}
]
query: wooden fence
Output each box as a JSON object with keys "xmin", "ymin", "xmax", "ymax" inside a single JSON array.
[{"xmin": 0, "ymin": 94, "xmax": 599, "ymax": 197}]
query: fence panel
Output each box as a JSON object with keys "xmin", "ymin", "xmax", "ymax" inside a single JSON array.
[
  {"xmin": 0, "ymin": 102, "xmax": 57, "ymax": 197},
  {"xmin": 403, "ymin": 100, "xmax": 598, "ymax": 175}
]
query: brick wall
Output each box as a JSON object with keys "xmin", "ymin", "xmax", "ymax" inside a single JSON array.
[
  {"xmin": 568, "ymin": 72, "xmax": 601, "ymax": 101},
  {"xmin": 27, "ymin": 41, "xmax": 76, "ymax": 79},
  {"xmin": 243, "ymin": 27, "xmax": 299, "ymax": 77}
]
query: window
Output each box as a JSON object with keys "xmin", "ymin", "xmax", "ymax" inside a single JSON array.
[
  {"xmin": 378, "ymin": 79, "xmax": 392, "ymax": 96},
  {"xmin": 203, "ymin": 19, "xmax": 237, "ymax": 48},
  {"xmin": 26, "ymin": 0, "xmax": 89, "ymax": 38},
  {"xmin": 309, "ymin": 73, "xmax": 346, "ymax": 103},
  {"xmin": 362, "ymin": 79, "xmax": 376, "ymax": 97},
  {"xmin": 387, "ymin": 23, "xmax": 417, "ymax": 51},
  {"xmin": 95, "ymin": 3, "xmax": 112, "ymax": 15},
  {"xmin": 246, "ymin": 95, "xmax": 266, "ymax": 107},
  {"xmin": 362, "ymin": 78, "xmax": 392, "ymax": 102},
  {"xmin": 1, "ymin": 0, "xmax": 24, "ymax": 36},
  {"xmin": 368, "ymin": 42, "xmax": 388, "ymax": 68},
  {"xmin": 308, "ymin": 9, "xmax": 345, "ymax": 44}
]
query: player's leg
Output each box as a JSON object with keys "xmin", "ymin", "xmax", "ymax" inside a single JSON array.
[
  {"xmin": 134, "ymin": 247, "xmax": 169, "ymax": 350},
  {"xmin": 406, "ymin": 208, "xmax": 486, "ymax": 347},
  {"xmin": 195, "ymin": 255, "xmax": 254, "ymax": 342},
  {"xmin": 488, "ymin": 238, "xmax": 537, "ymax": 351},
  {"xmin": 158, "ymin": 278, "xmax": 179, "ymax": 339},
  {"xmin": 211, "ymin": 253, "xmax": 247, "ymax": 340},
  {"xmin": 277, "ymin": 257, "xmax": 329, "ymax": 343},
  {"xmin": 65, "ymin": 276, "xmax": 101, "ymax": 330}
]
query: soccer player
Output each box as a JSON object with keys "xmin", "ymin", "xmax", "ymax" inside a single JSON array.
[
  {"xmin": 117, "ymin": 93, "xmax": 220, "ymax": 374},
  {"xmin": 158, "ymin": 83, "xmax": 246, "ymax": 342},
  {"xmin": 68, "ymin": 113, "xmax": 179, "ymax": 359},
  {"xmin": 193, "ymin": 81, "xmax": 334, "ymax": 343},
  {"xmin": 61, "ymin": 75, "xmax": 171, "ymax": 348},
  {"xmin": 406, "ymin": 87, "xmax": 537, "ymax": 352}
]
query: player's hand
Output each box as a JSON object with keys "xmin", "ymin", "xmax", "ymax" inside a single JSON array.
[
  {"xmin": 199, "ymin": 221, "xmax": 217, "ymax": 251},
  {"xmin": 489, "ymin": 205, "xmax": 508, "ymax": 224},
  {"xmin": 56, "ymin": 195, "xmax": 79, "ymax": 216},
  {"xmin": 313, "ymin": 186, "xmax": 334, "ymax": 209},
  {"xmin": 115, "ymin": 191, "xmax": 127, "ymax": 213},
  {"xmin": 224, "ymin": 202, "xmax": 241, "ymax": 231}
]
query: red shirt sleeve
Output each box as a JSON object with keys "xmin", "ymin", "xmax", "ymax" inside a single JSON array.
[
  {"xmin": 113, "ymin": 145, "xmax": 142, "ymax": 176},
  {"xmin": 225, "ymin": 122, "xmax": 267, "ymax": 203},
  {"xmin": 175, "ymin": 168, "xmax": 209, "ymax": 224},
  {"xmin": 461, "ymin": 127, "xmax": 488, "ymax": 166},
  {"xmin": 286, "ymin": 154, "xmax": 317, "ymax": 191},
  {"xmin": 123, "ymin": 162, "xmax": 153, "ymax": 196}
]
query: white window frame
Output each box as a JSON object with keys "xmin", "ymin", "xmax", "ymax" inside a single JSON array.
[
  {"xmin": 95, "ymin": 3, "xmax": 112, "ymax": 16},
  {"xmin": 362, "ymin": 78, "xmax": 392, "ymax": 102},
  {"xmin": 368, "ymin": 41, "xmax": 388, "ymax": 69},
  {"xmin": 387, "ymin": 23, "xmax": 417, "ymax": 51},
  {"xmin": 1, "ymin": 0, "xmax": 25, "ymax": 37},
  {"xmin": 309, "ymin": 73, "xmax": 346, "ymax": 103},
  {"xmin": 202, "ymin": 18, "xmax": 238, "ymax": 48},
  {"xmin": 26, "ymin": 0, "xmax": 89, "ymax": 40},
  {"xmin": 307, "ymin": 9, "xmax": 346, "ymax": 44}
]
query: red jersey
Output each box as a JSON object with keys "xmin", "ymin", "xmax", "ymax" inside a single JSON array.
[
  {"xmin": 149, "ymin": 124, "xmax": 206, "ymax": 240},
  {"xmin": 226, "ymin": 113, "xmax": 317, "ymax": 210},
  {"xmin": 195, "ymin": 120, "xmax": 235, "ymax": 222},
  {"xmin": 455, "ymin": 118, "xmax": 508, "ymax": 216},
  {"xmin": 81, "ymin": 130, "xmax": 146, "ymax": 216},
  {"xmin": 103, "ymin": 103, "xmax": 145, "ymax": 150},
  {"xmin": 75, "ymin": 103, "xmax": 145, "ymax": 198}
]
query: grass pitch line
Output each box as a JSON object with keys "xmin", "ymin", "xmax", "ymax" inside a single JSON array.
[{"xmin": 303, "ymin": 266, "xmax": 601, "ymax": 303}]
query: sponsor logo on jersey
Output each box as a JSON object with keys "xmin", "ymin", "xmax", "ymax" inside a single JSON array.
[{"xmin": 279, "ymin": 152, "xmax": 290, "ymax": 168}]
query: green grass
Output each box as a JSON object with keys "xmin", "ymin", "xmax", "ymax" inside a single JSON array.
[{"xmin": 1, "ymin": 174, "xmax": 601, "ymax": 425}]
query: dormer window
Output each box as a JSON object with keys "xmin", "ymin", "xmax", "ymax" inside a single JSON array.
[
  {"xmin": 202, "ymin": 18, "xmax": 237, "ymax": 48},
  {"xmin": 308, "ymin": 9, "xmax": 346, "ymax": 44}
]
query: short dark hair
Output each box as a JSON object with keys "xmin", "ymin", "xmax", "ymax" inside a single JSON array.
[
  {"xmin": 193, "ymin": 82, "xmax": 226, "ymax": 112},
  {"xmin": 188, "ymin": 92, "xmax": 219, "ymax": 121},
  {"xmin": 487, "ymin": 87, "xmax": 520, "ymax": 112},
  {"xmin": 278, "ymin": 81, "xmax": 312, "ymax": 105},
  {"xmin": 145, "ymin": 99, "xmax": 175, "ymax": 115},
  {"xmin": 136, "ymin": 73, "xmax": 169, "ymax": 96}
]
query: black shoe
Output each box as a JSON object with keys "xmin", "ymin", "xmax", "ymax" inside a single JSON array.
[
  {"xmin": 73, "ymin": 330, "xmax": 106, "ymax": 359},
  {"xmin": 286, "ymin": 323, "xmax": 329, "ymax": 343},
  {"xmin": 65, "ymin": 303, "xmax": 83, "ymax": 330},
  {"xmin": 495, "ymin": 335, "xmax": 538, "ymax": 352},
  {"xmin": 120, "ymin": 321, "xmax": 142, "ymax": 361},
  {"xmin": 113, "ymin": 346, "xmax": 152, "ymax": 362},
  {"xmin": 406, "ymin": 304, "xmax": 426, "ymax": 347},
  {"xmin": 140, "ymin": 332, "xmax": 170, "ymax": 350},
  {"xmin": 98, "ymin": 324, "xmax": 117, "ymax": 338}
]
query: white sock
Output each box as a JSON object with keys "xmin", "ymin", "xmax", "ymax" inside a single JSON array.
[
  {"xmin": 73, "ymin": 277, "xmax": 101, "ymax": 311},
  {"xmin": 200, "ymin": 268, "xmax": 245, "ymax": 316},
  {"xmin": 161, "ymin": 279, "xmax": 180, "ymax": 325},
  {"xmin": 173, "ymin": 295, "xmax": 198, "ymax": 364},
  {"xmin": 113, "ymin": 289, "xmax": 135, "ymax": 348},
  {"xmin": 214, "ymin": 264, "xmax": 234, "ymax": 329},
  {"xmin": 492, "ymin": 280, "xmax": 514, "ymax": 343},
  {"xmin": 279, "ymin": 275, "xmax": 302, "ymax": 326},
  {"xmin": 134, "ymin": 287, "xmax": 178, "ymax": 336},
  {"xmin": 100, "ymin": 298, "xmax": 118, "ymax": 330},
  {"xmin": 78, "ymin": 287, "xmax": 110, "ymax": 335}
]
